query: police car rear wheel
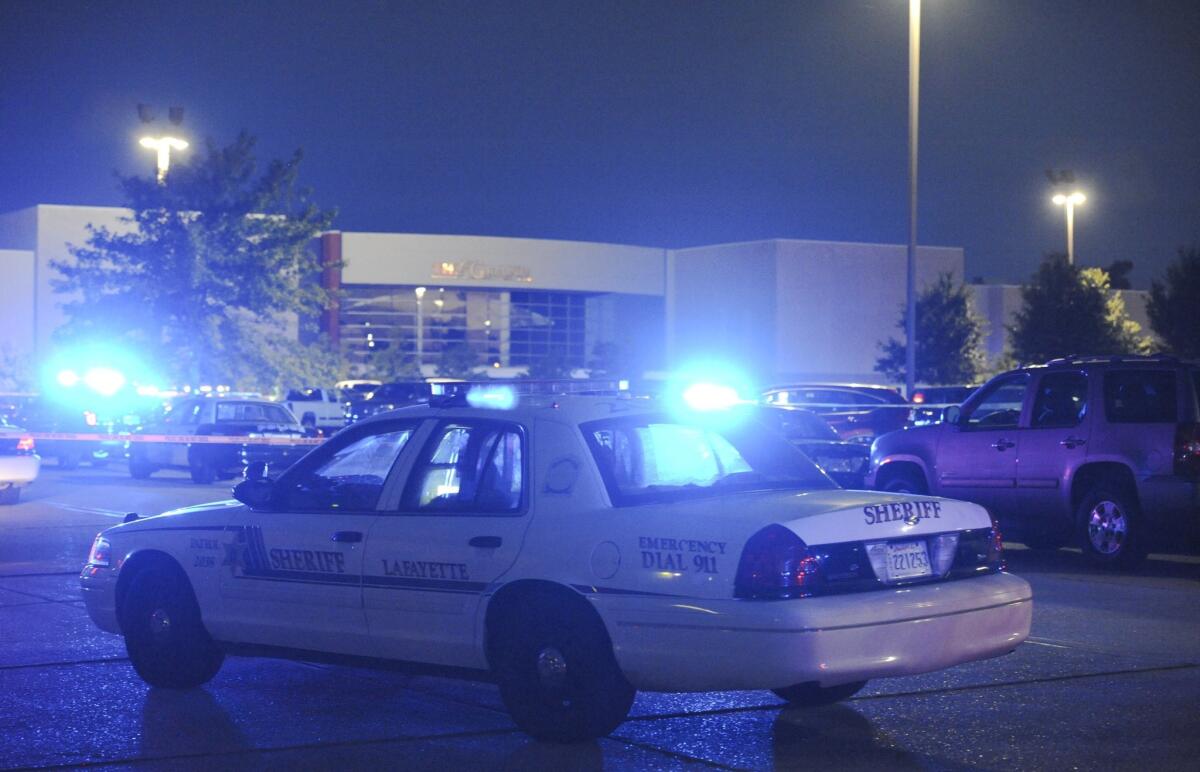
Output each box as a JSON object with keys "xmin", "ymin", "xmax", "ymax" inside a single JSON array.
[
  {"xmin": 122, "ymin": 565, "xmax": 224, "ymax": 689},
  {"xmin": 495, "ymin": 596, "xmax": 634, "ymax": 743},
  {"xmin": 0, "ymin": 486, "xmax": 19, "ymax": 505},
  {"xmin": 771, "ymin": 680, "xmax": 867, "ymax": 706},
  {"xmin": 190, "ymin": 459, "xmax": 217, "ymax": 485}
]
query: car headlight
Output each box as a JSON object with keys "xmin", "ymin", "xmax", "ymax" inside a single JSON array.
[{"xmin": 87, "ymin": 535, "xmax": 112, "ymax": 567}]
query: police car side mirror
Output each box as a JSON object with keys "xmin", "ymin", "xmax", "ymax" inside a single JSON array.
[
  {"xmin": 234, "ymin": 478, "xmax": 275, "ymax": 510},
  {"xmin": 943, "ymin": 406, "xmax": 962, "ymax": 426}
]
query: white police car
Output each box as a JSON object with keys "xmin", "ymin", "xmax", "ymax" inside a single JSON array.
[{"xmin": 81, "ymin": 390, "xmax": 1032, "ymax": 742}]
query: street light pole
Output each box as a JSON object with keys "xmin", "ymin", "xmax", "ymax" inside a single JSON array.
[
  {"xmin": 1052, "ymin": 191, "xmax": 1086, "ymax": 265},
  {"xmin": 905, "ymin": 0, "xmax": 920, "ymax": 399},
  {"xmin": 414, "ymin": 286, "xmax": 427, "ymax": 370}
]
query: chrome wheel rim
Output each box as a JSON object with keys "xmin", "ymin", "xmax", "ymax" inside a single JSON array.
[{"xmin": 1087, "ymin": 500, "xmax": 1127, "ymax": 556}]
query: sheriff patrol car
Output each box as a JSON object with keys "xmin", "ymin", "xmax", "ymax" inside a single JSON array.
[{"xmin": 81, "ymin": 389, "xmax": 1032, "ymax": 743}]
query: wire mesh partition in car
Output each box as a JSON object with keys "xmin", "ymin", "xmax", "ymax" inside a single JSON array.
[{"xmin": 409, "ymin": 423, "xmax": 524, "ymax": 513}]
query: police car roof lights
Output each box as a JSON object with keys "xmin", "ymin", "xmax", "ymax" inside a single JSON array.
[
  {"xmin": 681, "ymin": 382, "xmax": 742, "ymax": 412},
  {"xmin": 465, "ymin": 384, "xmax": 519, "ymax": 411}
]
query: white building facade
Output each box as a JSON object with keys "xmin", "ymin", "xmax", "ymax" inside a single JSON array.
[{"xmin": 6, "ymin": 202, "xmax": 1142, "ymax": 387}]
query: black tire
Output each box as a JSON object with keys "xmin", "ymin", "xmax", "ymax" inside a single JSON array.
[
  {"xmin": 189, "ymin": 457, "xmax": 217, "ymax": 485},
  {"xmin": 120, "ymin": 564, "xmax": 224, "ymax": 689},
  {"xmin": 879, "ymin": 467, "xmax": 927, "ymax": 495},
  {"xmin": 58, "ymin": 451, "xmax": 81, "ymax": 470},
  {"xmin": 772, "ymin": 680, "xmax": 868, "ymax": 706},
  {"xmin": 129, "ymin": 456, "xmax": 155, "ymax": 480},
  {"xmin": 1077, "ymin": 485, "xmax": 1148, "ymax": 569},
  {"xmin": 301, "ymin": 413, "xmax": 317, "ymax": 430},
  {"xmin": 493, "ymin": 592, "xmax": 635, "ymax": 743},
  {"xmin": 90, "ymin": 453, "xmax": 110, "ymax": 468},
  {"xmin": 0, "ymin": 486, "xmax": 20, "ymax": 505}
]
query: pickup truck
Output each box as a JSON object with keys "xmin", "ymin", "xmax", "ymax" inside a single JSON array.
[{"xmin": 282, "ymin": 388, "xmax": 347, "ymax": 431}]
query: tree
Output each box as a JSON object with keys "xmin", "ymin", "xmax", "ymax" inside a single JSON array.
[
  {"xmin": 1147, "ymin": 245, "xmax": 1200, "ymax": 358},
  {"xmin": 587, "ymin": 341, "xmax": 631, "ymax": 377},
  {"xmin": 436, "ymin": 343, "xmax": 480, "ymax": 379},
  {"xmin": 363, "ymin": 342, "xmax": 423, "ymax": 382},
  {"xmin": 525, "ymin": 346, "xmax": 576, "ymax": 380},
  {"xmin": 0, "ymin": 344, "xmax": 35, "ymax": 392},
  {"xmin": 875, "ymin": 273, "xmax": 985, "ymax": 385},
  {"xmin": 1105, "ymin": 259, "xmax": 1134, "ymax": 290},
  {"xmin": 52, "ymin": 132, "xmax": 336, "ymax": 389},
  {"xmin": 1008, "ymin": 255, "xmax": 1150, "ymax": 364}
]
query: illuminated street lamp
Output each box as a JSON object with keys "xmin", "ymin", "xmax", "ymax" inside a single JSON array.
[
  {"xmin": 414, "ymin": 286, "xmax": 427, "ymax": 367},
  {"xmin": 139, "ymin": 135, "xmax": 188, "ymax": 183},
  {"xmin": 1052, "ymin": 191, "xmax": 1086, "ymax": 265}
]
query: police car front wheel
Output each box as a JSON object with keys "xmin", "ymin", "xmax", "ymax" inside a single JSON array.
[
  {"xmin": 494, "ymin": 594, "xmax": 634, "ymax": 743},
  {"xmin": 121, "ymin": 564, "xmax": 224, "ymax": 689},
  {"xmin": 771, "ymin": 680, "xmax": 868, "ymax": 706}
]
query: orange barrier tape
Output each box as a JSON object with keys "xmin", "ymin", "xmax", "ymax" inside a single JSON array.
[{"xmin": 0, "ymin": 432, "xmax": 326, "ymax": 446}]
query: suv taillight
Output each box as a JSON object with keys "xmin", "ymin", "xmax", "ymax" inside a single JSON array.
[
  {"xmin": 1175, "ymin": 423, "xmax": 1200, "ymax": 478},
  {"xmin": 988, "ymin": 513, "xmax": 1006, "ymax": 571},
  {"xmin": 734, "ymin": 524, "xmax": 823, "ymax": 599},
  {"xmin": 16, "ymin": 436, "xmax": 34, "ymax": 454}
]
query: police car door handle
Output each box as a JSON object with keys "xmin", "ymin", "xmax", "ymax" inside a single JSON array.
[
  {"xmin": 331, "ymin": 531, "xmax": 364, "ymax": 543},
  {"xmin": 469, "ymin": 536, "xmax": 502, "ymax": 549},
  {"xmin": 991, "ymin": 439, "xmax": 1015, "ymax": 451}
]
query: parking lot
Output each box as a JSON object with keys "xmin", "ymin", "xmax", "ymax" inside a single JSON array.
[{"xmin": 3, "ymin": 464, "xmax": 1199, "ymax": 771}]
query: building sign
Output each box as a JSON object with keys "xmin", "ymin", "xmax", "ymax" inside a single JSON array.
[{"xmin": 433, "ymin": 260, "xmax": 533, "ymax": 284}]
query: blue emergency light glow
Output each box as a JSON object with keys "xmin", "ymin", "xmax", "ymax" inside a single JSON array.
[
  {"xmin": 466, "ymin": 385, "xmax": 518, "ymax": 410},
  {"xmin": 681, "ymin": 383, "xmax": 742, "ymax": 411},
  {"xmin": 82, "ymin": 367, "xmax": 126, "ymax": 397}
]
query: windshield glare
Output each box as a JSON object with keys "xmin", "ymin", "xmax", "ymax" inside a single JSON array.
[{"xmin": 582, "ymin": 413, "xmax": 835, "ymax": 506}]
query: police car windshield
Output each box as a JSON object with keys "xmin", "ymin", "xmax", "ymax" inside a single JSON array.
[{"xmin": 582, "ymin": 413, "xmax": 835, "ymax": 506}]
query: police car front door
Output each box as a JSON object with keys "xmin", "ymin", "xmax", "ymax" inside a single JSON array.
[
  {"xmin": 363, "ymin": 420, "xmax": 530, "ymax": 668},
  {"xmin": 217, "ymin": 423, "xmax": 419, "ymax": 656}
]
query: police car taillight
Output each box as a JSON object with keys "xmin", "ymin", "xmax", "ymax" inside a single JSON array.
[
  {"xmin": 734, "ymin": 524, "xmax": 823, "ymax": 599},
  {"xmin": 16, "ymin": 436, "xmax": 35, "ymax": 454},
  {"xmin": 988, "ymin": 514, "xmax": 1006, "ymax": 571},
  {"xmin": 86, "ymin": 535, "xmax": 112, "ymax": 567}
]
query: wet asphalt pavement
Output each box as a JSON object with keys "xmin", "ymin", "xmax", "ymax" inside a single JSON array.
[{"xmin": 2, "ymin": 466, "xmax": 1198, "ymax": 770}]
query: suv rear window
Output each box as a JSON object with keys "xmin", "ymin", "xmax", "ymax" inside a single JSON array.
[{"xmin": 1104, "ymin": 370, "xmax": 1177, "ymax": 423}]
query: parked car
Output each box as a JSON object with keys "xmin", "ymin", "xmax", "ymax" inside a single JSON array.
[
  {"xmin": 10, "ymin": 397, "xmax": 128, "ymax": 469},
  {"xmin": 82, "ymin": 390, "xmax": 1030, "ymax": 742},
  {"xmin": 753, "ymin": 406, "xmax": 870, "ymax": 488},
  {"xmin": 349, "ymin": 380, "xmax": 435, "ymax": 422},
  {"xmin": 128, "ymin": 396, "xmax": 310, "ymax": 484},
  {"xmin": 868, "ymin": 355, "xmax": 1200, "ymax": 567},
  {"xmin": 0, "ymin": 416, "xmax": 39, "ymax": 504},
  {"xmin": 282, "ymin": 388, "xmax": 348, "ymax": 431},
  {"xmin": 762, "ymin": 383, "xmax": 910, "ymax": 442},
  {"xmin": 909, "ymin": 385, "xmax": 978, "ymax": 426}
]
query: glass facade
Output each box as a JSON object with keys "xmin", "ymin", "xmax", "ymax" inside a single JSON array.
[{"xmin": 339, "ymin": 285, "xmax": 592, "ymax": 370}]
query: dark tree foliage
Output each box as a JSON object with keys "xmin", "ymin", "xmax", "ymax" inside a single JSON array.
[
  {"xmin": 52, "ymin": 133, "xmax": 336, "ymax": 387},
  {"xmin": 876, "ymin": 273, "xmax": 985, "ymax": 385},
  {"xmin": 587, "ymin": 341, "xmax": 631, "ymax": 377},
  {"xmin": 1105, "ymin": 259, "xmax": 1134, "ymax": 290},
  {"xmin": 1147, "ymin": 245, "xmax": 1200, "ymax": 359},
  {"xmin": 1008, "ymin": 255, "xmax": 1148, "ymax": 364},
  {"xmin": 524, "ymin": 346, "xmax": 576, "ymax": 380},
  {"xmin": 364, "ymin": 342, "xmax": 423, "ymax": 381},
  {"xmin": 436, "ymin": 342, "xmax": 481, "ymax": 379}
]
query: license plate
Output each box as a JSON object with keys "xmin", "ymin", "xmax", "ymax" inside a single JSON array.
[{"xmin": 883, "ymin": 540, "xmax": 932, "ymax": 582}]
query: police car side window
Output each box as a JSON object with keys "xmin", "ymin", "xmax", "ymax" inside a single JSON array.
[
  {"xmin": 280, "ymin": 428, "xmax": 414, "ymax": 512},
  {"xmin": 404, "ymin": 422, "xmax": 525, "ymax": 514}
]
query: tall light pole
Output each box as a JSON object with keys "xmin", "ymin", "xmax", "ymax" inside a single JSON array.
[
  {"xmin": 905, "ymin": 0, "xmax": 921, "ymax": 399},
  {"xmin": 414, "ymin": 286, "xmax": 427, "ymax": 369},
  {"xmin": 1052, "ymin": 191, "xmax": 1086, "ymax": 265},
  {"xmin": 139, "ymin": 136, "xmax": 188, "ymax": 183}
]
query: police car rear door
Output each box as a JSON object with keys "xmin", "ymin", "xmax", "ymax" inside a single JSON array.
[
  {"xmin": 363, "ymin": 418, "xmax": 531, "ymax": 667},
  {"xmin": 217, "ymin": 419, "xmax": 421, "ymax": 656}
]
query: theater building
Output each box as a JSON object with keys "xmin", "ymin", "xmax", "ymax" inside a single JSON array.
[{"xmin": 0, "ymin": 203, "xmax": 991, "ymax": 385}]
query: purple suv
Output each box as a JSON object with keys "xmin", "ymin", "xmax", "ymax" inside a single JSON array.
[{"xmin": 867, "ymin": 355, "xmax": 1200, "ymax": 568}]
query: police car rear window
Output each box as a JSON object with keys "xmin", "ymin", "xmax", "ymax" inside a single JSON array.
[{"xmin": 1104, "ymin": 370, "xmax": 1177, "ymax": 424}]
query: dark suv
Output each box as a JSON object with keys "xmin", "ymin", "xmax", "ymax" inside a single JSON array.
[{"xmin": 868, "ymin": 355, "xmax": 1200, "ymax": 567}]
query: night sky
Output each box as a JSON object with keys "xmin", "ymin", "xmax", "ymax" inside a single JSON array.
[{"xmin": 1, "ymin": 0, "xmax": 1197, "ymax": 288}]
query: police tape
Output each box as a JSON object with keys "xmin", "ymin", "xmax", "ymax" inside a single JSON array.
[{"xmin": 0, "ymin": 432, "xmax": 327, "ymax": 446}]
